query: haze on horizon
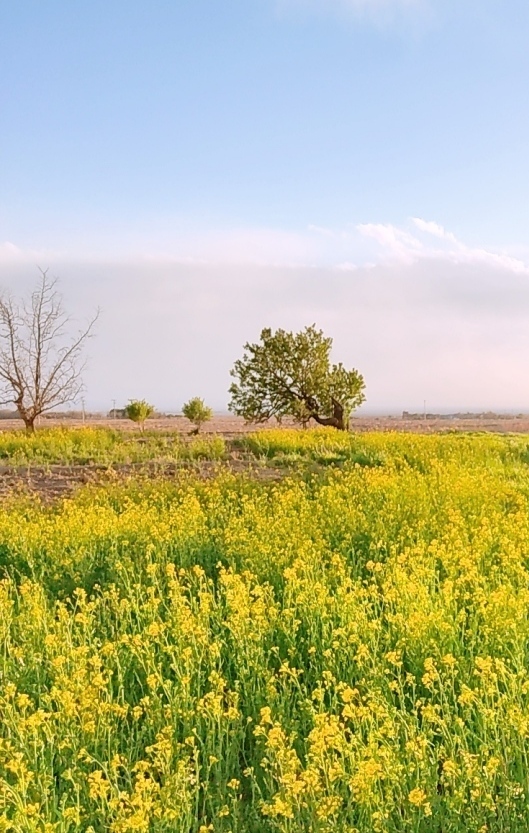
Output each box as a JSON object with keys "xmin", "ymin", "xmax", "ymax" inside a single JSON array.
[{"xmin": 2, "ymin": 0, "xmax": 529, "ymax": 414}]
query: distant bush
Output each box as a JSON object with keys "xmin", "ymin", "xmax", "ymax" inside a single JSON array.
[
  {"xmin": 182, "ymin": 397, "xmax": 213, "ymax": 434},
  {"xmin": 108, "ymin": 408, "xmax": 127, "ymax": 419},
  {"xmin": 125, "ymin": 400, "xmax": 154, "ymax": 433}
]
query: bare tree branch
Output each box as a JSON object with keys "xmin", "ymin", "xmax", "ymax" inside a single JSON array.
[{"xmin": 0, "ymin": 268, "xmax": 99, "ymax": 431}]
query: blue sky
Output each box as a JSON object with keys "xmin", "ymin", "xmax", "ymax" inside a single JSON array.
[{"xmin": 1, "ymin": 1, "xmax": 529, "ymax": 411}]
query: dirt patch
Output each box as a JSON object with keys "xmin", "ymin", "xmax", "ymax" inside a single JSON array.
[
  {"xmin": 1, "ymin": 413, "xmax": 529, "ymax": 435},
  {"xmin": 0, "ymin": 456, "xmax": 287, "ymax": 503}
]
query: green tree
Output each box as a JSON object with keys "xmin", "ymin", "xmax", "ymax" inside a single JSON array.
[
  {"xmin": 229, "ymin": 325, "xmax": 365, "ymax": 431},
  {"xmin": 125, "ymin": 399, "xmax": 154, "ymax": 433},
  {"xmin": 182, "ymin": 397, "xmax": 213, "ymax": 434}
]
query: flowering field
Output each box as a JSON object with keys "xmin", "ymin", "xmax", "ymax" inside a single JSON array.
[
  {"xmin": 1, "ymin": 429, "xmax": 529, "ymax": 831},
  {"xmin": 0, "ymin": 427, "xmax": 226, "ymax": 466}
]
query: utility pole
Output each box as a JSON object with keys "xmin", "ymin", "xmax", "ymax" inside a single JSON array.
[
  {"xmin": 81, "ymin": 398, "xmax": 86, "ymax": 424},
  {"xmin": 112, "ymin": 399, "xmax": 116, "ymax": 420}
]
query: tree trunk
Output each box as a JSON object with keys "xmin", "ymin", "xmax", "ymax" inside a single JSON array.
[
  {"xmin": 17, "ymin": 403, "xmax": 36, "ymax": 433},
  {"xmin": 309, "ymin": 399, "xmax": 347, "ymax": 431},
  {"xmin": 311, "ymin": 413, "xmax": 345, "ymax": 430}
]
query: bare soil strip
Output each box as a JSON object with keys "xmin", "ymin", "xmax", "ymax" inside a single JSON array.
[{"xmin": 2, "ymin": 413, "xmax": 529, "ymax": 434}]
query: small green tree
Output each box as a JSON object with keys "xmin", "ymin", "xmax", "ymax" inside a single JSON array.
[
  {"xmin": 182, "ymin": 397, "xmax": 213, "ymax": 434},
  {"xmin": 125, "ymin": 399, "xmax": 154, "ymax": 433},
  {"xmin": 229, "ymin": 325, "xmax": 365, "ymax": 431}
]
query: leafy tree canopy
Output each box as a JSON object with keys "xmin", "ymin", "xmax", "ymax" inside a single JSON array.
[
  {"xmin": 182, "ymin": 397, "xmax": 213, "ymax": 433},
  {"xmin": 125, "ymin": 399, "xmax": 154, "ymax": 432},
  {"xmin": 229, "ymin": 325, "xmax": 365, "ymax": 430}
]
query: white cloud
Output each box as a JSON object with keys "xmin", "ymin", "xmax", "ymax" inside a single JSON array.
[
  {"xmin": 357, "ymin": 222, "xmax": 424, "ymax": 264},
  {"xmin": 0, "ymin": 228, "xmax": 327, "ymax": 270},
  {"xmin": 358, "ymin": 218, "xmax": 529, "ymax": 274},
  {"xmin": 174, "ymin": 227, "xmax": 321, "ymax": 267},
  {"xmin": 0, "ymin": 240, "xmax": 68, "ymax": 267},
  {"xmin": 2, "ymin": 233, "xmax": 529, "ymax": 413},
  {"xmin": 411, "ymin": 218, "xmax": 458, "ymax": 243},
  {"xmin": 0, "ymin": 242, "xmax": 23, "ymax": 261},
  {"xmin": 3, "ymin": 218, "xmax": 528, "ymax": 277}
]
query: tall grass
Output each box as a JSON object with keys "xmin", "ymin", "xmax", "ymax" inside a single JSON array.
[{"xmin": 0, "ymin": 427, "xmax": 226, "ymax": 465}]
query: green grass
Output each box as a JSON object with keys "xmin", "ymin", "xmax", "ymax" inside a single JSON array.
[{"xmin": 0, "ymin": 426, "xmax": 226, "ymax": 465}]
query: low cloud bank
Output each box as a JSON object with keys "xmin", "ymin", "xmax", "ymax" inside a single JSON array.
[{"xmin": 1, "ymin": 218, "xmax": 528, "ymax": 412}]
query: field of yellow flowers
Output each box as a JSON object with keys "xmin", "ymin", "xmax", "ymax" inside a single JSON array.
[
  {"xmin": 0, "ymin": 427, "xmax": 226, "ymax": 466},
  {"xmin": 1, "ymin": 428, "xmax": 529, "ymax": 831}
]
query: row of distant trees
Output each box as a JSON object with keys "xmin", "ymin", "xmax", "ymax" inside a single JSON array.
[{"xmin": 0, "ymin": 270, "xmax": 366, "ymax": 432}]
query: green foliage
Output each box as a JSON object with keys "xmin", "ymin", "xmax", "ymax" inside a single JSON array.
[
  {"xmin": 182, "ymin": 397, "xmax": 213, "ymax": 433},
  {"xmin": 240, "ymin": 427, "xmax": 385, "ymax": 467},
  {"xmin": 125, "ymin": 399, "xmax": 154, "ymax": 432},
  {"xmin": 2, "ymin": 434, "xmax": 529, "ymax": 829},
  {"xmin": 229, "ymin": 325, "xmax": 365, "ymax": 430},
  {"xmin": 0, "ymin": 426, "xmax": 226, "ymax": 465},
  {"xmin": 187, "ymin": 435, "xmax": 225, "ymax": 460}
]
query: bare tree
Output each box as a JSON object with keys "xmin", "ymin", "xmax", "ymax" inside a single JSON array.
[{"xmin": 0, "ymin": 269, "xmax": 98, "ymax": 432}]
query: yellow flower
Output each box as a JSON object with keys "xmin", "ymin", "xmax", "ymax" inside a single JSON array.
[
  {"xmin": 88, "ymin": 770, "xmax": 110, "ymax": 801},
  {"xmin": 442, "ymin": 653, "xmax": 457, "ymax": 668},
  {"xmin": 260, "ymin": 706, "xmax": 273, "ymax": 725},
  {"xmin": 385, "ymin": 650, "xmax": 401, "ymax": 666},
  {"xmin": 15, "ymin": 693, "xmax": 31, "ymax": 710},
  {"xmin": 408, "ymin": 787, "xmax": 428, "ymax": 807},
  {"xmin": 442, "ymin": 759, "xmax": 458, "ymax": 777},
  {"xmin": 341, "ymin": 686, "xmax": 357, "ymax": 704},
  {"xmin": 458, "ymin": 685, "xmax": 477, "ymax": 707}
]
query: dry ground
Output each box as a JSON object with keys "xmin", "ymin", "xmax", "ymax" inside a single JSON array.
[
  {"xmin": 2, "ymin": 413, "xmax": 529, "ymax": 435},
  {"xmin": 0, "ymin": 458, "xmax": 285, "ymax": 503}
]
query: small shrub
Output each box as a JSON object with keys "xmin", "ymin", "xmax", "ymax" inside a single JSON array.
[
  {"xmin": 182, "ymin": 397, "xmax": 213, "ymax": 434},
  {"xmin": 124, "ymin": 399, "xmax": 154, "ymax": 433}
]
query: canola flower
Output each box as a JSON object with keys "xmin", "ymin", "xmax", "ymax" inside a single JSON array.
[{"xmin": 0, "ymin": 430, "xmax": 529, "ymax": 830}]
